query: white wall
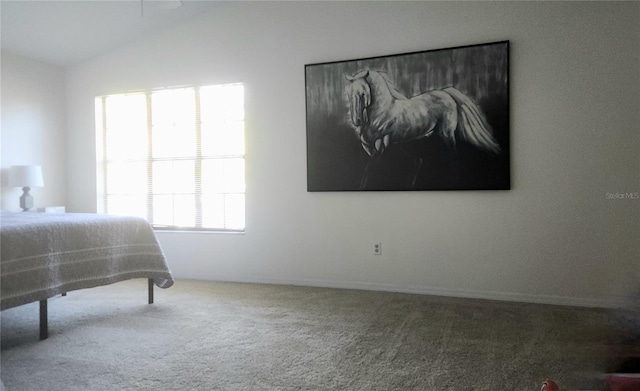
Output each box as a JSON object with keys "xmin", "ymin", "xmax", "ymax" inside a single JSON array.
[
  {"xmin": 1, "ymin": 52, "xmax": 67, "ymax": 211},
  {"xmin": 65, "ymin": 1, "xmax": 640, "ymax": 307}
]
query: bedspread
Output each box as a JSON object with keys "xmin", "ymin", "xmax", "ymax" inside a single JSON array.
[{"xmin": 0, "ymin": 212, "xmax": 174, "ymax": 310}]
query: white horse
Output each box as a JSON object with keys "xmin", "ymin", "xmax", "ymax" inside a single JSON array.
[{"xmin": 345, "ymin": 70, "xmax": 501, "ymax": 158}]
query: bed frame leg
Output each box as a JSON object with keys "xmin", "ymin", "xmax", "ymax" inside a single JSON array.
[
  {"xmin": 39, "ymin": 299, "xmax": 48, "ymax": 340},
  {"xmin": 37, "ymin": 280, "xmax": 153, "ymax": 341},
  {"xmin": 148, "ymin": 279, "xmax": 154, "ymax": 304}
]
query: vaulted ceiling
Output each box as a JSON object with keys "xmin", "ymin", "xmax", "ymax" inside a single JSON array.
[{"xmin": 1, "ymin": 0, "xmax": 219, "ymax": 67}]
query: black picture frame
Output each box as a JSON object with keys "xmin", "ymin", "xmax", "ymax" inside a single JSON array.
[{"xmin": 305, "ymin": 41, "xmax": 510, "ymax": 192}]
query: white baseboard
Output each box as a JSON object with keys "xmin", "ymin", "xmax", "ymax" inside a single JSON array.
[{"xmin": 176, "ymin": 273, "xmax": 620, "ymax": 309}]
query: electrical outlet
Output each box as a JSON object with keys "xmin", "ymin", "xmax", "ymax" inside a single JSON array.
[{"xmin": 373, "ymin": 242, "xmax": 382, "ymax": 255}]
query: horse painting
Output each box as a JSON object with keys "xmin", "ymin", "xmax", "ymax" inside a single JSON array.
[{"xmin": 345, "ymin": 69, "xmax": 501, "ymax": 189}]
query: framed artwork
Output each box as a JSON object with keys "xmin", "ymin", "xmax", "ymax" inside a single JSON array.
[{"xmin": 305, "ymin": 41, "xmax": 510, "ymax": 191}]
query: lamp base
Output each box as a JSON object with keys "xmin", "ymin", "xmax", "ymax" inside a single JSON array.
[{"xmin": 20, "ymin": 186, "xmax": 34, "ymax": 211}]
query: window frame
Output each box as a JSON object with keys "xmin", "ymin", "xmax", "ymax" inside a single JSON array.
[{"xmin": 95, "ymin": 83, "xmax": 246, "ymax": 233}]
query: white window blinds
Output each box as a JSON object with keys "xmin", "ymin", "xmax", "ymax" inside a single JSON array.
[{"xmin": 96, "ymin": 83, "xmax": 245, "ymax": 231}]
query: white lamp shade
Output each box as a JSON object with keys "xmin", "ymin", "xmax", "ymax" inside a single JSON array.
[{"xmin": 9, "ymin": 165, "xmax": 44, "ymax": 188}]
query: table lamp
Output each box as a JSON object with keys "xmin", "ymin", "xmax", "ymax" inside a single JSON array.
[{"xmin": 9, "ymin": 165, "xmax": 44, "ymax": 211}]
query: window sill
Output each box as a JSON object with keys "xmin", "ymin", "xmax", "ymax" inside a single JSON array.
[{"xmin": 153, "ymin": 229, "xmax": 245, "ymax": 235}]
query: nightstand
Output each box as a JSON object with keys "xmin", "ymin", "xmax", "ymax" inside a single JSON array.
[{"xmin": 35, "ymin": 206, "xmax": 66, "ymax": 213}]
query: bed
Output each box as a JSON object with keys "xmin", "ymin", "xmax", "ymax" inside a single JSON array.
[{"xmin": 0, "ymin": 211, "xmax": 174, "ymax": 339}]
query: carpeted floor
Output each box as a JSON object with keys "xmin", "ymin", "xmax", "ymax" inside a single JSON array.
[{"xmin": 0, "ymin": 279, "xmax": 623, "ymax": 390}]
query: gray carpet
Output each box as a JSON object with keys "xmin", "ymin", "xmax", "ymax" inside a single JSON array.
[{"xmin": 0, "ymin": 279, "xmax": 621, "ymax": 390}]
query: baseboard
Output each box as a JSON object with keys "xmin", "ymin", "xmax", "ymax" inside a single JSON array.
[{"xmin": 178, "ymin": 273, "xmax": 620, "ymax": 309}]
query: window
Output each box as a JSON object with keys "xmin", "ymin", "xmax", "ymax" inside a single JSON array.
[{"xmin": 95, "ymin": 83, "xmax": 245, "ymax": 231}]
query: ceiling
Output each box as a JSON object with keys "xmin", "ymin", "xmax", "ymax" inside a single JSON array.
[{"xmin": 1, "ymin": 0, "xmax": 219, "ymax": 67}]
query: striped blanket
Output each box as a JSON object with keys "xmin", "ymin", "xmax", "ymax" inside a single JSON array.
[{"xmin": 1, "ymin": 212, "xmax": 173, "ymax": 310}]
